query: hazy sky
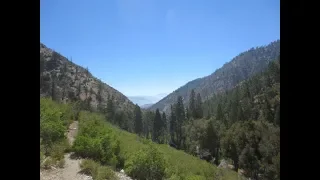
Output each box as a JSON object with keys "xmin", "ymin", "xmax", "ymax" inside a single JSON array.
[{"xmin": 40, "ymin": 0, "xmax": 279, "ymax": 96}]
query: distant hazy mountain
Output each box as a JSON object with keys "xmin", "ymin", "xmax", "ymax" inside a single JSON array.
[
  {"xmin": 128, "ymin": 93, "xmax": 168, "ymax": 106},
  {"xmin": 140, "ymin": 104, "xmax": 154, "ymax": 109}
]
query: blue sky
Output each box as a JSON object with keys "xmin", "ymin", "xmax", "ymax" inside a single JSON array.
[{"xmin": 40, "ymin": 0, "xmax": 279, "ymax": 96}]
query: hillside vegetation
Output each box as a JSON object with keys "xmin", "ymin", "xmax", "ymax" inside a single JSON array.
[
  {"xmin": 140, "ymin": 56, "xmax": 280, "ymax": 180},
  {"xmin": 40, "ymin": 98, "xmax": 240, "ymax": 180},
  {"xmin": 40, "ymin": 43, "xmax": 137, "ymax": 132},
  {"xmin": 149, "ymin": 40, "xmax": 280, "ymax": 114},
  {"xmin": 40, "ymin": 98, "xmax": 73, "ymax": 169},
  {"xmin": 40, "ymin": 40, "xmax": 279, "ymax": 180}
]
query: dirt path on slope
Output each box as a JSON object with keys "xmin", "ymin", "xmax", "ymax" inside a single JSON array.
[
  {"xmin": 40, "ymin": 121, "xmax": 132, "ymax": 180},
  {"xmin": 40, "ymin": 121, "xmax": 93, "ymax": 180},
  {"xmin": 67, "ymin": 121, "xmax": 78, "ymax": 145}
]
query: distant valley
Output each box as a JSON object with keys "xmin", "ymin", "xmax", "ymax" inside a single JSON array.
[{"xmin": 128, "ymin": 93, "xmax": 168, "ymax": 108}]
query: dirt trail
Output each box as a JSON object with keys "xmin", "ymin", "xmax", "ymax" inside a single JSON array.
[
  {"xmin": 40, "ymin": 121, "xmax": 133, "ymax": 180},
  {"xmin": 40, "ymin": 121, "xmax": 92, "ymax": 180},
  {"xmin": 67, "ymin": 121, "xmax": 78, "ymax": 145}
]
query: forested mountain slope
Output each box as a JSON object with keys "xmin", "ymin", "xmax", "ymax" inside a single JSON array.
[
  {"xmin": 149, "ymin": 40, "xmax": 280, "ymax": 113},
  {"xmin": 40, "ymin": 43, "xmax": 136, "ymax": 130},
  {"xmin": 160, "ymin": 57, "xmax": 280, "ymax": 180}
]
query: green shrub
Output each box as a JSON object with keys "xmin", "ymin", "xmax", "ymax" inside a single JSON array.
[
  {"xmin": 40, "ymin": 98, "xmax": 70, "ymax": 154},
  {"xmin": 116, "ymin": 154, "xmax": 125, "ymax": 170},
  {"xmin": 49, "ymin": 140, "xmax": 69, "ymax": 161},
  {"xmin": 73, "ymin": 111, "xmax": 120, "ymax": 167},
  {"xmin": 73, "ymin": 135, "xmax": 101, "ymax": 159},
  {"xmin": 80, "ymin": 159, "xmax": 117, "ymax": 180},
  {"xmin": 40, "ymin": 119, "xmax": 66, "ymax": 153},
  {"xmin": 96, "ymin": 166, "xmax": 117, "ymax": 180},
  {"xmin": 110, "ymin": 124, "xmax": 222, "ymax": 179},
  {"xmin": 57, "ymin": 159, "xmax": 66, "ymax": 168},
  {"xmin": 42, "ymin": 157, "xmax": 54, "ymax": 169},
  {"xmin": 80, "ymin": 159, "xmax": 99, "ymax": 176},
  {"xmin": 125, "ymin": 143, "xmax": 166, "ymax": 180},
  {"xmin": 73, "ymin": 133, "xmax": 119, "ymax": 166}
]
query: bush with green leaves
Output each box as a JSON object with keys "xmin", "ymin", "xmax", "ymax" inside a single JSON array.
[
  {"xmin": 42, "ymin": 157, "xmax": 54, "ymax": 169},
  {"xmin": 73, "ymin": 111, "xmax": 121, "ymax": 167},
  {"xmin": 40, "ymin": 98, "xmax": 73, "ymax": 169},
  {"xmin": 125, "ymin": 143, "xmax": 167, "ymax": 180},
  {"xmin": 40, "ymin": 98, "xmax": 72, "ymax": 149},
  {"xmin": 49, "ymin": 139, "xmax": 70, "ymax": 161},
  {"xmin": 80, "ymin": 159, "xmax": 117, "ymax": 180},
  {"xmin": 80, "ymin": 159, "xmax": 99, "ymax": 176}
]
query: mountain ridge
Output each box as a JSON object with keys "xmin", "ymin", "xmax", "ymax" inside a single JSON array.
[
  {"xmin": 40, "ymin": 42, "xmax": 136, "ymax": 114},
  {"xmin": 148, "ymin": 40, "xmax": 280, "ymax": 113}
]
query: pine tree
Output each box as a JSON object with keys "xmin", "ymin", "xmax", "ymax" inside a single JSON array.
[
  {"xmin": 264, "ymin": 74, "xmax": 273, "ymax": 88},
  {"xmin": 268, "ymin": 60, "xmax": 280, "ymax": 83},
  {"xmin": 106, "ymin": 94, "xmax": 115, "ymax": 123},
  {"xmin": 175, "ymin": 96, "xmax": 185, "ymax": 148},
  {"xmin": 216, "ymin": 103, "xmax": 225, "ymax": 122},
  {"xmin": 201, "ymin": 120, "xmax": 218, "ymax": 160},
  {"xmin": 195, "ymin": 93, "xmax": 203, "ymax": 119},
  {"xmin": 230, "ymin": 88, "xmax": 241, "ymax": 123},
  {"xmin": 115, "ymin": 110, "xmax": 124, "ymax": 129},
  {"xmin": 186, "ymin": 107, "xmax": 190, "ymax": 120},
  {"xmin": 162, "ymin": 112, "xmax": 168, "ymax": 143},
  {"xmin": 134, "ymin": 104, "xmax": 143, "ymax": 136},
  {"xmin": 144, "ymin": 111, "xmax": 155, "ymax": 139},
  {"xmin": 169, "ymin": 105, "xmax": 177, "ymax": 144},
  {"xmin": 229, "ymin": 101, "xmax": 238, "ymax": 123},
  {"xmin": 242, "ymin": 97, "xmax": 252, "ymax": 120},
  {"xmin": 153, "ymin": 109, "xmax": 162, "ymax": 143},
  {"xmin": 263, "ymin": 97, "xmax": 274, "ymax": 122},
  {"xmin": 189, "ymin": 89, "xmax": 196, "ymax": 118},
  {"xmin": 242, "ymin": 82, "xmax": 251, "ymax": 100},
  {"xmin": 97, "ymin": 82, "xmax": 104, "ymax": 112},
  {"xmin": 61, "ymin": 62, "xmax": 68, "ymax": 78},
  {"xmin": 238, "ymin": 106, "xmax": 245, "ymax": 121},
  {"xmin": 142, "ymin": 111, "xmax": 151, "ymax": 138}
]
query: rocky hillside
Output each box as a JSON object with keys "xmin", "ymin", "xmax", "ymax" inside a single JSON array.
[
  {"xmin": 148, "ymin": 40, "xmax": 280, "ymax": 113},
  {"xmin": 40, "ymin": 43, "xmax": 135, "ymax": 112}
]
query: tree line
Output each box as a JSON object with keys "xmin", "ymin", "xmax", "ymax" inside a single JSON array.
[{"xmin": 133, "ymin": 56, "xmax": 280, "ymax": 180}]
